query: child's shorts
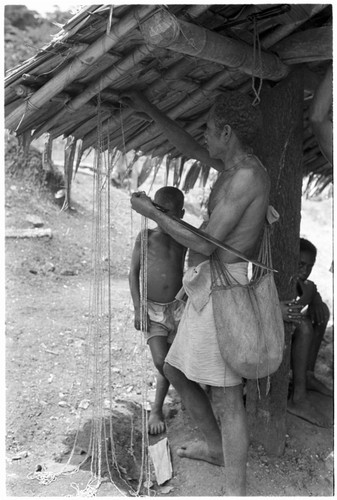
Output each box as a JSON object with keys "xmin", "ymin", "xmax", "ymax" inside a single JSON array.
[{"xmin": 146, "ymin": 299, "xmax": 185, "ymax": 344}]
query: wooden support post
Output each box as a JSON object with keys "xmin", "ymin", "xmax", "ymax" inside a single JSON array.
[
  {"xmin": 246, "ymin": 69, "xmax": 304, "ymax": 456},
  {"xmin": 64, "ymin": 136, "xmax": 77, "ymax": 210}
]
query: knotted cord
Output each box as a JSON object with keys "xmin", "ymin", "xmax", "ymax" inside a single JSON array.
[{"xmin": 251, "ymin": 18, "xmax": 263, "ymax": 106}]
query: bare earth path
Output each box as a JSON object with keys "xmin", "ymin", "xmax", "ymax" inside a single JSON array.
[{"xmin": 5, "ymin": 172, "xmax": 333, "ymax": 496}]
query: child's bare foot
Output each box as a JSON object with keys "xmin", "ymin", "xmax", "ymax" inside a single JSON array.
[
  {"xmin": 148, "ymin": 409, "xmax": 166, "ymax": 435},
  {"xmin": 177, "ymin": 440, "xmax": 224, "ymax": 466},
  {"xmin": 287, "ymin": 397, "xmax": 331, "ymax": 427},
  {"xmin": 306, "ymin": 371, "xmax": 333, "ymax": 397}
]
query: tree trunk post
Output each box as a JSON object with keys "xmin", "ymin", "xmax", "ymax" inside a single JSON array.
[{"xmin": 246, "ymin": 68, "xmax": 304, "ymax": 456}]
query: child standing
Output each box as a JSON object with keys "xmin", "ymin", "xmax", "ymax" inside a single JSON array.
[{"xmin": 129, "ymin": 187, "xmax": 186, "ymax": 434}]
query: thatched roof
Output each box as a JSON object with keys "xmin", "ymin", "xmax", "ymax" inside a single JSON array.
[{"xmin": 5, "ymin": 4, "xmax": 333, "ymax": 188}]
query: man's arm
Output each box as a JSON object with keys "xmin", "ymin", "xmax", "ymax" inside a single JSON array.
[
  {"xmin": 309, "ymin": 64, "xmax": 333, "ymax": 165},
  {"xmin": 131, "ymin": 169, "xmax": 257, "ymax": 255},
  {"xmin": 122, "ymin": 90, "xmax": 223, "ymax": 171}
]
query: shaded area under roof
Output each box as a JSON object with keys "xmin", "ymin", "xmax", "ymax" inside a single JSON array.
[{"xmin": 5, "ymin": 4, "xmax": 333, "ymax": 187}]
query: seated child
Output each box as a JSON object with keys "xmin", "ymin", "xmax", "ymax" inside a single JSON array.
[
  {"xmin": 286, "ymin": 238, "xmax": 331, "ymax": 427},
  {"xmin": 129, "ymin": 186, "xmax": 186, "ymax": 434}
]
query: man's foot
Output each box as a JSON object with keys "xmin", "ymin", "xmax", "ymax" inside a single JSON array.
[
  {"xmin": 287, "ymin": 398, "xmax": 331, "ymax": 427},
  {"xmin": 148, "ymin": 409, "xmax": 166, "ymax": 435},
  {"xmin": 177, "ymin": 440, "xmax": 224, "ymax": 466},
  {"xmin": 306, "ymin": 371, "xmax": 333, "ymax": 397}
]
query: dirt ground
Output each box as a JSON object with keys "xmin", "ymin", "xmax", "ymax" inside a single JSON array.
[{"xmin": 5, "ymin": 170, "xmax": 334, "ymax": 497}]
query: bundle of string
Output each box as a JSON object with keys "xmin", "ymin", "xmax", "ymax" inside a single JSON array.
[{"xmin": 27, "ymin": 95, "xmax": 152, "ymax": 496}]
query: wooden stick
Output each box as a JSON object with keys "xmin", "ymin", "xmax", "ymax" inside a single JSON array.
[{"xmin": 152, "ymin": 202, "xmax": 276, "ymax": 272}]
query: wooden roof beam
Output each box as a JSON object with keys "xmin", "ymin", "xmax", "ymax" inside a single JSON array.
[
  {"xmin": 81, "ymin": 56, "xmax": 204, "ymax": 149},
  {"xmin": 5, "ymin": 4, "xmax": 157, "ymax": 131},
  {"xmin": 272, "ymin": 27, "xmax": 332, "ymax": 64},
  {"xmin": 32, "ymin": 43, "xmax": 156, "ymax": 140},
  {"xmin": 140, "ymin": 10, "xmax": 289, "ymax": 81}
]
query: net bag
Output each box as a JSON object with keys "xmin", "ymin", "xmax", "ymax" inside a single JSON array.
[{"xmin": 210, "ymin": 223, "xmax": 284, "ymax": 380}]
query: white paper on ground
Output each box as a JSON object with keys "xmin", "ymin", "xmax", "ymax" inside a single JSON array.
[{"xmin": 148, "ymin": 437, "xmax": 173, "ymax": 485}]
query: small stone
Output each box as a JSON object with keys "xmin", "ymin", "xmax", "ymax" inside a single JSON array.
[
  {"xmin": 324, "ymin": 451, "xmax": 334, "ymax": 473},
  {"xmin": 60, "ymin": 269, "xmax": 78, "ymax": 276},
  {"xmin": 42, "ymin": 262, "xmax": 55, "ymax": 273},
  {"xmin": 78, "ymin": 399, "xmax": 90, "ymax": 410},
  {"xmin": 26, "ymin": 215, "xmax": 44, "ymax": 228},
  {"xmin": 12, "ymin": 450, "xmax": 29, "ymax": 460}
]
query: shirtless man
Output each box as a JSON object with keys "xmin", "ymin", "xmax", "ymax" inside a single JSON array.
[
  {"xmin": 287, "ymin": 238, "xmax": 331, "ymax": 427},
  {"xmin": 129, "ymin": 186, "xmax": 186, "ymax": 434},
  {"xmin": 127, "ymin": 89, "xmax": 270, "ymax": 496}
]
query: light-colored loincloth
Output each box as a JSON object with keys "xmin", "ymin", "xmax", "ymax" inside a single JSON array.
[
  {"xmin": 146, "ymin": 299, "xmax": 185, "ymax": 344},
  {"xmin": 165, "ymin": 260, "xmax": 248, "ymax": 387}
]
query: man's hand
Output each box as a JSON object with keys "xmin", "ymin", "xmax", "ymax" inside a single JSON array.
[
  {"xmin": 131, "ymin": 192, "xmax": 156, "ymax": 219},
  {"xmin": 280, "ymin": 300, "xmax": 303, "ymax": 324}
]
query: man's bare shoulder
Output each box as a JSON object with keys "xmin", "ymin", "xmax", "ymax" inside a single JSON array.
[{"xmin": 234, "ymin": 155, "xmax": 270, "ymax": 189}]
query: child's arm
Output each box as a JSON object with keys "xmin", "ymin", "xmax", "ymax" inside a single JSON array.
[
  {"xmin": 296, "ymin": 278, "xmax": 317, "ymax": 307},
  {"xmin": 128, "ymin": 234, "xmax": 142, "ymax": 330},
  {"xmin": 308, "ymin": 289, "xmax": 329, "ymax": 325}
]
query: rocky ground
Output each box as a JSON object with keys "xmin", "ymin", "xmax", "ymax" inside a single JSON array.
[{"xmin": 5, "ymin": 169, "xmax": 334, "ymax": 497}]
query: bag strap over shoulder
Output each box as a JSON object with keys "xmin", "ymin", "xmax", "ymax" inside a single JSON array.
[{"xmin": 210, "ymin": 205, "xmax": 279, "ymax": 285}]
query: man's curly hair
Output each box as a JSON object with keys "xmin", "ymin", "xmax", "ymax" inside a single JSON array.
[{"xmin": 209, "ymin": 91, "xmax": 263, "ymax": 147}]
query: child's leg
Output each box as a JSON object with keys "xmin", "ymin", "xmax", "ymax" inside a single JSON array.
[{"xmin": 148, "ymin": 336, "xmax": 170, "ymax": 435}]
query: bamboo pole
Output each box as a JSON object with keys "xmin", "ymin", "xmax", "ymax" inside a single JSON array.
[
  {"xmin": 140, "ymin": 10, "xmax": 289, "ymax": 81},
  {"xmin": 5, "ymin": 43, "xmax": 89, "ymax": 87},
  {"xmin": 141, "ymin": 109, "xmax": 209, "ymax": 155},
  {"xmin": 49, "ymin": 110, "xmax": 112, "ymax": 140},
  {"xmin": 5, "ymin": 4, "xmax": 157, "ymax": 131},
  {"xmin": 35, "ymin": 5, "xmax": 208, "ymax": 142},
  {"xmin": 149, "ymin": 111, "xmax": 209, "ymax": 157},
  {"xmin": 32, "ymin": 43, "xmax": 155, "ymax": 139},
  {"xmin": 85, "ymin": 9, "xmax": 321, "ymax": 155},
  {"xmin": 81, "ymin": 57, "xmax": 199, "ymax": 149},
  {"xmin": 272, "ymin": 27, "xmax": 332, "ymax": 64},
  {"xmin": 119, "ymin": 8, "xmax": 327, "ymax": 155},
  {"xmin": 122, "ymin": 70, "xmax": 226, "ymax": 152}
]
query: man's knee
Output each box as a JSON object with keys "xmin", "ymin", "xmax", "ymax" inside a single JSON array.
[{"xmin": 212, "ymin": 385, "xmax": 244, "ymax": 418}]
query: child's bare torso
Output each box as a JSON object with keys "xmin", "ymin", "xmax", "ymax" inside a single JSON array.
[{"xmin": 146, "ymin": 228, "xmax": 185, "ymax": 303}]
